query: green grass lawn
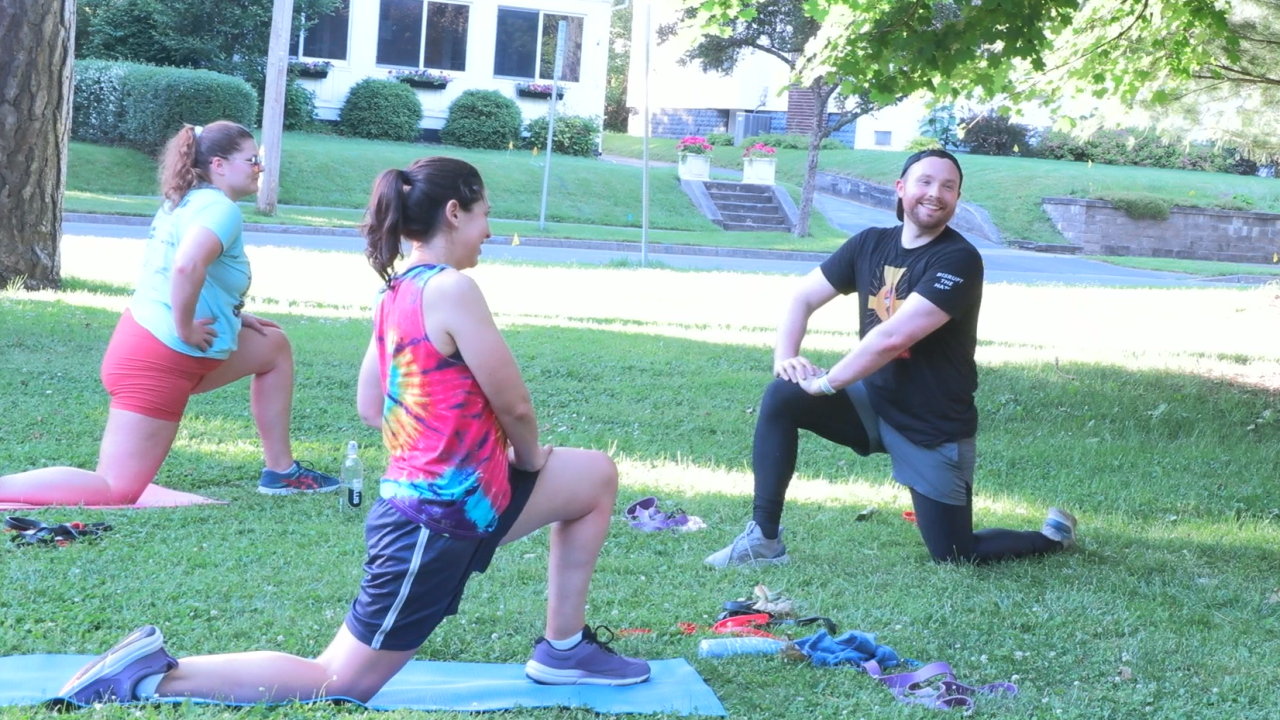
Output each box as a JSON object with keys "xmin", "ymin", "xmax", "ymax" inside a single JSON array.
[
  {"xmin": 3, "ymin": 239, "xmax": 1279, "ymax": 719},
  {"xmin": 1096, "ymin": 256, "xmax": 1280, "ymax": 278},
  {"xmin": 66, "ymin": 135, "xmax": 846, "ymax": 250},
  {"xmin": 603, "ymin": 134, "xmax": 1280, "ymax": 246}
]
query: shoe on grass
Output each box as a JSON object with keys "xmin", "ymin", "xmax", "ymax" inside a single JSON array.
[
  {"xmin": 703, "ymin": 521, "xmax": 789, "ymax": 568},
  {"xmin": 1041, "ymin": 507, "xmax": 1078, "ymax": 548},
  {"xmin": 258, "ymin": 461, "xmax": 340, "ymax": 495},
  {"xmin": 58, "ymin": 625, "xmax": 177, "ymax": 704},
  {"xmin": 525, "ymin": 626, "xmax": 651, "ymax": 686}
]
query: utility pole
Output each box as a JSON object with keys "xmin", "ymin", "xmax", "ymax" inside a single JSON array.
[
  {"xmin": 256, "ymin": 0, "xmax": 294, "ymax": 216},
  {"xmin": 538, "ymin": 20, "xmax": 567, "ymax": 231}
]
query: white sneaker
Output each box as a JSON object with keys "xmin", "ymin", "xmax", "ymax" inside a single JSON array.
[
  {"xmin": 703, "ymin": 521, "xmax": 789, "ymax": 568},
  {"xmin": 1040, "ymin": 507, "xmax": 1078, "ymax": 548}
]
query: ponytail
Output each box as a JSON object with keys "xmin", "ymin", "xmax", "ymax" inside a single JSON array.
[
  {"xmin": 158, "ymin": 121, "xmax": 255, "ymax": 207},
  {"xmin": 361, "ymin": 157, "xmax": 486, "ymax": 286},
  {"xmin": 364, "ymin": 169, "xmax": 408, "ymax": 285}
]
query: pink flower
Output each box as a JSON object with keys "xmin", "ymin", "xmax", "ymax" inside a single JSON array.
[
  {"xmin": 743, "ymin": 142, "xmax": 777, "ymax": 159},
  {"xmin": 677, "ymin": 136, "xmax": 713, "ymax": 155}
]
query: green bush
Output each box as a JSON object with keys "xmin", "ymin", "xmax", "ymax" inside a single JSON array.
[
  {"xmin": 905, "ymin": 136, "xmax": 943, "ymax": 153},
  {"xmin": 1092, "ymin": 192, "xmax": 1171, "ymax": 221},
  {"xmin": 742, "ymin": 133, "xmax": 844, "ymax": 151},
  {"xmin": 73, "ymin": 59, "xmax": 256, "ymax": 151},
  {"xmin": 524, "ymin": 114, "xmax": 601, "ymax": 157},
  {"xmin": 706, "ymin": 132, "xmax": 734, "ymax": 146},
  {"xmin": 1035, "ymin": 128, "xmax": 1242, "ymax": 174},
  {"xmin": 440, "ymin": 90, "xmax": 523, "ymax": 149},
  {"xmin": 959, "ymin": 110, "xmax": 1032, "ymax": 156},
  {"xmin": 338, "ymin": 79, "xmax": 423, "ymax": 142},
  {"xmin": 284, "ymin": 79, "xmax": 318, "ymax": 131}
]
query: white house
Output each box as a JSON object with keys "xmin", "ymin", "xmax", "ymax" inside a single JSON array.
[
  {"xmin": 624, "ymin": 0, "xmax": 927, "ymax": 150},
  {"xmin": 290, "ymin": 0, "xmax": 615, "ymax": 134}
]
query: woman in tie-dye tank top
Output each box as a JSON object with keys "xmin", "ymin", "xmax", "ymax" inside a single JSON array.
[{"xmin": 56, "ymin": 158, "xmax": 650, "ymax": 708}]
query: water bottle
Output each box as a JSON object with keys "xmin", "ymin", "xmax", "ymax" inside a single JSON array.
[
  {"xmin": 697, "ymin": 637, "xmax": 785, "ymax": 658},
  {"xmin": 341, "ymin": 441, "xmax": 363, "ymax": 510}
]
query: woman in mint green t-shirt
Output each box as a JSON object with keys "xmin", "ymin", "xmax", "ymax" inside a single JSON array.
[{"xmin": 0, "ymin": 121, "xmax": 338, "ymax": 505}]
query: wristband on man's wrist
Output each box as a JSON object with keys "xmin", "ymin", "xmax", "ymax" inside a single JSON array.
[{"xmin": 818, "ymin": 374, "xmax": 837, "ymax": 395}]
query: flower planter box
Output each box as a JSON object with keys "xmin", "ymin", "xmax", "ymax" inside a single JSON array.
[
  {"xmin": 742, "ymin": 157, "xmax": 777, "ymax": 185},
  {"xmin": 296, "ymin": 68, "xmax": 330, "ymax": 79},
  {"xmin": 399, "ymin": 78, "xmax": 449, "ymax": 90},
  {"xmin": 517, "ymin": 88, "xmax": 565, "ymax": 100},
  {"xmin": 678, "ymin": 153, "xmax": 712, "ymax": 181}
]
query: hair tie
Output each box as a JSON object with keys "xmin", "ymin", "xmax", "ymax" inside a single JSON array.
[{"xmin": 193, "ymin": 125, "xmax": 204, "ymax": 138}]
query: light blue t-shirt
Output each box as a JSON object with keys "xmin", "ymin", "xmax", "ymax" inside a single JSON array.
[{"xmin": 129, "ymin": 186, "xmax": 250, "ymax": 359}]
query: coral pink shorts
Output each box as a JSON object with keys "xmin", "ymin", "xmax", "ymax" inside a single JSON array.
[{"xmin": 100, "ymin": 310, "xmax": 223, "ymax": 422}]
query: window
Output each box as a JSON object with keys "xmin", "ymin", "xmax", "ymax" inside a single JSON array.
[
  {"xmin": 874, "ymin": 131, "xmax": 892, "ymax": 147},
  {"xmin": 493, "ymin": 8, "xmax": 583, "ymax": 82},
  {"xmin": 376, "ymin": 1, "xmax": 470, "ymax": 70},
  {"xmin": 291, "ymin": 0, "xmax": 350, "ymax": 61}
]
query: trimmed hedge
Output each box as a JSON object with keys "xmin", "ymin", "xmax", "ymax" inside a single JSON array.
[
  {"xmin": 524, "ymin": 114, "xmax": 601, "ymax": 157},
  {"xmin": 284, "ymin": 79, "xmax": 318, "ymax": 131},
  {"xmin": 440, "ymin": 90, "xmax": 523, "ymax": 149},
  {"xmin": 338, "ymin": 79, "xmax": 423, "ymax": 142},
  {"xmin": 73, "ymin": 60, "xmax": 257, "ymax": 151},
  {"xmin": 1035, "ymin": 128, "xmax": 1248, "ymax": 174},
  {"xmin": 742, "ymin": 133, "xmax": 846, "ymax": 151}
]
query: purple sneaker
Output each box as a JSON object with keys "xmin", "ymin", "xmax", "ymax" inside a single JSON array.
[
  {"xmin": 525, "ymin": 626, "xmax": 651, "ymax": 686},
  {"xmin": 58, "ymin": 626, "xmax": 177, "ymax": 704}
]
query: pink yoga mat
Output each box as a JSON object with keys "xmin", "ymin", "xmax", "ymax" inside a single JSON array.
[{"xmin": 0, "ymin": 484, "xmax": 226, "ymax": 510}]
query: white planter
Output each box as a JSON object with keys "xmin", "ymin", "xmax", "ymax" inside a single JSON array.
[
  {"xmin": 678, "ymin": 153, "xmax": 712, "ymax": 180},
  {"xmin": 742, "ymin": 157, "xmax": 777, "ymax": 185}
]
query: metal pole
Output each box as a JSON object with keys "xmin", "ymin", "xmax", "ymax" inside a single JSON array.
[
  {"xmin": 538, "ymin": 20, "xmax": 567, "ymax": 231},
  {"xmin": 641, "ymin": 2, "xmax": 650, "ymax": 267}
]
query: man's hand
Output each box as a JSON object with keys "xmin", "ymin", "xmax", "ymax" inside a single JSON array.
[
  {"xmin": 241, "ymin": 313, "xmax": 281, "ymax": 336},
  {"xmin": 797, "ymin": 373, "xmax": 833, "ymax": 397},
  {"xmin": 178, "ymin": 318, "xmax": 218, "ymax": 352},
  {"xmin": 773, "ymin": 355, "xmax": 822, "ymax": 383}
]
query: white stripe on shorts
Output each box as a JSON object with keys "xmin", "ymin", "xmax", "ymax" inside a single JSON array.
[{"xmin": 371, "ymin": 526, "xmax": 430, "ymax": 650}]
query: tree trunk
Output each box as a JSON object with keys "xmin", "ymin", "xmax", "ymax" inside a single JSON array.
[
  {"xmin": 795, "ymin": 81, "xmax": 827, "ymax": 238},
  {"xmin": 0, "ymin": 0, "xmax": 75, "ymax": 290}
]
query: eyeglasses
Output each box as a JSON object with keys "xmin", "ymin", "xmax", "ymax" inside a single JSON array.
[{"xmin": 220, "ymin": 155, "xmax": 264, "ymax": 170}]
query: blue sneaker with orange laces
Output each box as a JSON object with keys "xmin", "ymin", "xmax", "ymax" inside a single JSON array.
[{"xmin": 257, "ymin": 461, "xmax": 340, "ymax": 495}]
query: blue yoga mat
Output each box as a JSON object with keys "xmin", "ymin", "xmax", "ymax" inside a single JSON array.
[{"xmin": 0, "ymin": 655, "xmax": 725, "ymax": 716}]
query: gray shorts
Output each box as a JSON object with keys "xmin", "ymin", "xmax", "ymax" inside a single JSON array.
[{"xmin": 846, "ymin": 382, "xmax": 975, "ymax": 506}]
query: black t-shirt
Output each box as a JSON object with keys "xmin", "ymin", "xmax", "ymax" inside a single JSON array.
[{"xmin": 820, "ymin": 225, "xmax": 983, "ymax": 447}]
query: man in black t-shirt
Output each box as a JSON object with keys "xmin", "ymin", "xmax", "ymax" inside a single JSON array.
[{"xmin": 705, "ymin": 150, "xmax": 1077, "ymax": 567}]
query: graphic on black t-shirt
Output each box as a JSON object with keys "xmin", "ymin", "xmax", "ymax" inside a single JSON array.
[{"xmin": 868, "ymin": 265, "xmax": 911, "ymax": 359}]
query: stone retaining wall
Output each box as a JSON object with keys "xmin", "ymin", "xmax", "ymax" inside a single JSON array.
[{"xmin": 1041, "ymin": 197, "xmax": 1280, "ymax": 263}]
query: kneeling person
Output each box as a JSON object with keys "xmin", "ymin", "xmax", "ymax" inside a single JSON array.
[{"xmin": 706, "ymin": 150, "xmax": 1076, "ymax": 568}]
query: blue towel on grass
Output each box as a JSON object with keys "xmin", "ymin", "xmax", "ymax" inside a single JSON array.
[{"xmin": 790, "ymin": 630, "xmax": 900, "ymax": 668}]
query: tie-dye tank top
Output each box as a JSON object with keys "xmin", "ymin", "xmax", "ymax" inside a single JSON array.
[{"xmin": 374, "ymin": 264, "xmax": 510, "ymax": 538}]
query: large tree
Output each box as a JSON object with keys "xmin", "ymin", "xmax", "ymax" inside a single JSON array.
[
  {"xmin": 658, "ymin": 0, "xmax": 878, "ymax": 237},
  {"xmin": 0, "ymin": 0, "xmax": 75, "ymax": 291},
  {"xmin": 76, "ymin": 0, "xmax": 338, "ymax": 78},
  {"xmin": 685, "ymin": 0, "xmax": 1237, "ymax": 236}
]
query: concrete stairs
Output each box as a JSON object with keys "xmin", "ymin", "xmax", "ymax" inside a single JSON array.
[{"xmin": 680, "ymin": 180, "xmax": 798, "ymax": 233}]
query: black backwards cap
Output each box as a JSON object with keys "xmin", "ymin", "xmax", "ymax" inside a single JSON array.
[{"xmin": 896, "ymin": 149, "xmax": 964, "ymax": 221}]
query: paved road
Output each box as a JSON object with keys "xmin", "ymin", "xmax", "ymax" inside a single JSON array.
[{"xmin": 62, "ymin": 215, "xmax": 1215, "ymax": 287}]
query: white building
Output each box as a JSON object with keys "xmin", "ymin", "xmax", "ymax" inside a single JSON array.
[
  {"xmin": 624, "ymin": 0, "xmax": 927, "ymax": 150},
  {"xmin": 290, "ymin": 0, "xmax": 615, "ymax": 134}
]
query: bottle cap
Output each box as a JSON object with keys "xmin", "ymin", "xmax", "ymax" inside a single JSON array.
[{"xmin": 347, "ymin": 440, "xmax": 358, "ymax": 455}]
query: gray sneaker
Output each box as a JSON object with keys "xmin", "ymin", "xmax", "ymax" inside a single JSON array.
[
  {"xmin": 525, "ymin": 626, "xmax": 651, "ymax": 686},
  {"xmin": 58, "ymin": 625, "xmax": 177, "ymax": 704},
  {"xmin": 703, "ymin": 521, "xmax": 789, "ymax": 568},
  {"xmin": 1041, "ymin": 507, "xmax": 1078, "ymax": 548}
]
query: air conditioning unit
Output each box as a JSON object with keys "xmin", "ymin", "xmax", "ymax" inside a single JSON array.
[{"xmin": 734, "ymin": 112, "xmax": 774, "ymax": 145}]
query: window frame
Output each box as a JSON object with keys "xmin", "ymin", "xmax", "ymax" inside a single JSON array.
[
  {"xmin": 492, "ymin": 6, "xmax": 584, "ymax": 84},
  {"xmin": 294, "ymin": 0, "xmax": 353, "ymax": 64},
  {"xmin": 374, "ymin": 0, "xmax": 472, "ymax": 72},
  {"xmin": 874, "ymin": 131, "xmax": 892, "ymax": 147}
]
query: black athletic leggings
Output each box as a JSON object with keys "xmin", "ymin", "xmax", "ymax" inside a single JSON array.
[{"xmin": 751, "ymin": 378, "xmax": 1059, "ymax": 564}]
